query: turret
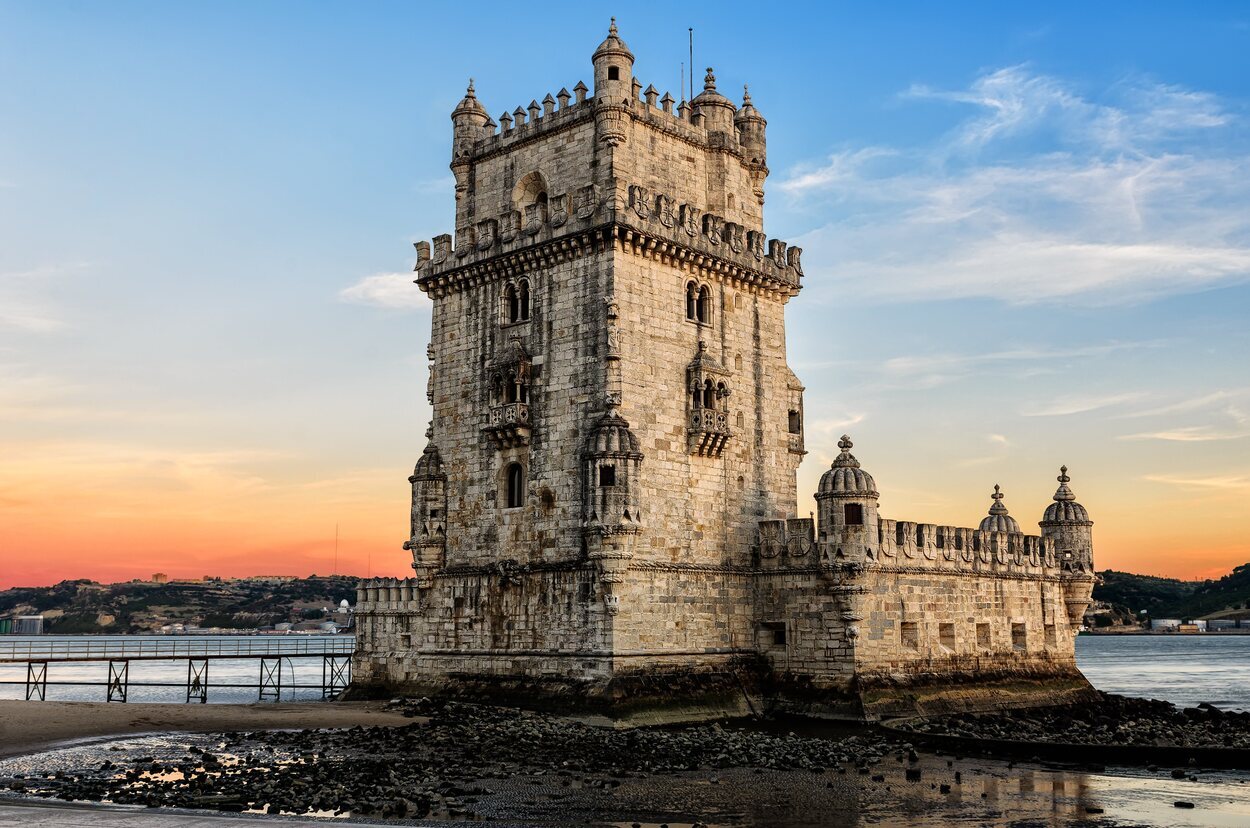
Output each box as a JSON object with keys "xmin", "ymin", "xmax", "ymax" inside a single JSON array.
[
  {"xmin": 1039, "ymin": 466, "xmax": 1095, "ymax": 626},
  {"xmin": 978, "ymin": 484, "xmax": 1021, "ymax": 534},
  {"xmin": 582, "ymin": 401, "xmax": 644, "ymax": 613},
  {"xmin": 734, "ymin": 85, "xmax": 767, "ymax": 167},
  {"xmin": 691, "ymin": 67, "xmax": 737, "ymax": 137},
  {"xmin": 592, "ymin": 18, "xmax": 634, "ymax": 103},
  {"xmin": 815, "ymin": 435, "xmax": 880, "ymax": 560},
  {"xmin": 403, "ymin": 434, "xmax": 447, "ymax": 589},
  {"xmin": 450, "ymin": 79, "xmax": 490, "ymax": 161}
]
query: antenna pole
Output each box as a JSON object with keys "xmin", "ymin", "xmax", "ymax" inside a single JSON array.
[
  {"xmin": 680, "ymin": 62, "xmax": 684, "ymax": 103},
  {"xmin": 334, "ymin": 523, "xmax": 339, "ymax": 575},
  {"xmin": 688, "ymin": 28, "xmax": 694, "ymax": 100}
]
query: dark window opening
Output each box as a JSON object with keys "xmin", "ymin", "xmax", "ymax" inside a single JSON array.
[
  {"xmin": 599, "ymin": 465, "xmax": 616, "ymax": 487},
  {"xmin": 760, "ymin": 621, "xmax": 787, "ymax": 647},
  {"xmin": 692, "ymin": 384, "xmax": 703, "ymax": 409},
  {"xmin": 505, "ymin": 283, "xmax": 519, "ymax": 323},
  {"xmin": 702, "ymin": 379, "xmax": 715, "ymax": 409},
  {"xmin": 686, "ymin": 281, "xmax": 698, "ymax": 320},
  {"xmin": 607, "ymin": 66, "xmax": 620, "ymax": 81},
  {"xmin": 844, "ymin": 503, "xmax": 864, "ymax": 525},
  {"xmin": 517, "ymin": 278, "xmax": 531, "ymax": 321},
  {"xmin": 506, "ymin": 463, "xmax": 524, "ymax": 508},
  {"xmin": 696, "ymin": 285, "xmax": 711, "ymax": 324},
  {"xmin": 788, "ymin": 409, "xmax": 801, "ymax": 433}
]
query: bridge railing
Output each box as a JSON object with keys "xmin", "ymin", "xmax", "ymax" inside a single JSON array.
[{"xmin": 0, "ymin": 635, "xmax": 355, "ymax": 663}]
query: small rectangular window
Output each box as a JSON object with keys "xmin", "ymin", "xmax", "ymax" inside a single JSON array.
[
  {"xmin": 599, "ymin": 465, "xmax": 616, "ymax": 487},
  {"xmin": 901, "ymin": 621, "xmax": 919, "ymax": 649},
  {"xmin": 607, "ymin": 66, "xmax": 620, "ymax": 81},
  {"xmin": 788, "ymin": 409, "xmax": 802, "ymax": 433},
  {"xmin": 1012, "ymin": 623, "xmax": 1027, "ymax": 652},
  {"xmin": 844, "ymin": 503, "xmax": 864, "ymax": 525},
  {"xmin": 977, "ymin": 622, "xmax": 991, "ymax": 649},
  {"xmin": 759, "ymin": 621, "xmax": 787, "ymax": 648},
  {"xmin": 939, "ymin": 622, "xmax": 956, "ymax": 651}
]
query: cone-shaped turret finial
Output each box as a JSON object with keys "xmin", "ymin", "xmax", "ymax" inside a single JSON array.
[
  {"xmin": 1054, "ymin": 465, "xmax": 1076, "ymax": 501},
  {"xmin": 989, "ymin": 484, "xmax": 1007, "ymax": 514}
]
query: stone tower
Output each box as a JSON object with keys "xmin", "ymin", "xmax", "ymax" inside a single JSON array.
[
  {"xmin": 354, "ymin": 21, "xmax": 807, "ymax": 719},
  {"xmin": 354, "ymin": 21, "xmax": 1098, "ymax": 722},
  {"xmin": 1039, "ymin": 466, "xmax": 1097, "ymax": 626}
]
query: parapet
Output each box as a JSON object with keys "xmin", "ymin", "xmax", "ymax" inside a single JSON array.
[{"xmin": 414, "ymin": 181, "xmax": 803, "ymax": 296}]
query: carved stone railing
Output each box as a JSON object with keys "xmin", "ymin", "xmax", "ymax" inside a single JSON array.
[
  {"xmin": 355, "ymin": 577, "xmax": 423, "ymax": 613},
  {"xmin": 484, "ymin": 402, "xmax": 531, "ymax": 449},
  {"xmin": 688, "ymin": 408, "xmax": 731, "ymax": 457}
]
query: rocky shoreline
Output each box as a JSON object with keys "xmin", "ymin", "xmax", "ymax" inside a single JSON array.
[
  {"xmin": 894, "ymin": 691, "xmax": 1250, "ymax": 750},
  {"xmin": 1, "ymin": 694, "xmax": 1247, "ymax": 825}
]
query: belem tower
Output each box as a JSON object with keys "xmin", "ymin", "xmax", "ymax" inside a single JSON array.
[{"xmin": 353, "ymin": 21, "xmax": 1098, "ymax": 721}]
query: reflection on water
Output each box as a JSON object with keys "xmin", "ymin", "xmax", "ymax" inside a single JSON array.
[{"xmin": 1077, "ymin": 634, "xmax": 1250, "ymax": 711}]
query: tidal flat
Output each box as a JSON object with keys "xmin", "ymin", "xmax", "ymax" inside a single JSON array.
[{"xmin": 2, "ymin": 697, "xmax": 1250, "ymax": 827}]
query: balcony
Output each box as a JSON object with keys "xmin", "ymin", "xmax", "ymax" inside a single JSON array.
[
  {"xmin": 688, "ymin": 408, "xmax": 731, "ymax": 457},
  {"xmin": 484, "ymin": 402, "xmax": 532, "ymax": 449}
]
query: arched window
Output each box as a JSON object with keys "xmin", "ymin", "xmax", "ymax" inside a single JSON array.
[
  {"xmin": 506, "ymin": 463, "xmax": 524, "ymax": 508},
  {"xmin": 518, "ymin": 278, "xmax": 531, "ymax": 321},
  {"xmin": 702, "ymin": 379, "xmax": 715, "ymax": 409},
  {"xmin": 491, "ymin": 373, "xmax": 503, "ymax": 404},
  {"xmin": 736, "ymin": 411, "xmax": 744, "ymax": 428},
  {"xmin": 696, "ymin": 286, "xmax": 711, "ymax": 324},
  {"xmin": 716, "ymin": 381, "xmax": 727, "ymax": 410},
  {"xmin": 727, "ymin": 193, "xmax": 735, "ymax": 210},
  {"xmin": 692, "ymin": 383, "xmax": 703, "ymax": 409},
  {"xmin": 504, "ymin": 283, "xmax": 519, "ymax": 323},
  {"xmin": 686, "ymin": 281, "xmax": 698, "ymax": 320},
  {"xmin": 506, "ymin": 371, "xmax": 518, "ymax": 403}
]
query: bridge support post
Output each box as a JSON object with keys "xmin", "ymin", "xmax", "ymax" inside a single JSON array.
[
  {"xmin": 106, "ymin": 659, "xmax": 129, "ymax": 703},
  {"xmin": 186, "ymin": 658, "xmax": 209, "ymax": 703},
  {"xmin": 259, "ymin": 656, "xmax": 282, "ymax": 702},
  {"xmin": 25, "ymin": 661, "xmax": 47, "ymax": 701},
  {"xmin": 322, "ymin": 655, "xmax": 351, "ymax": 699}
]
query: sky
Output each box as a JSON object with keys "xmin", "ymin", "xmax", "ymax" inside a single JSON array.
[{"xmin": 1, "ymin": 1, "xmax": 1248, "ymax": 588}]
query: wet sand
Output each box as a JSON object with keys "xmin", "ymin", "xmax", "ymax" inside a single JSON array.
[{"xmin": 0, "ymin": 700, "xmax": 412, "ymax": 760}]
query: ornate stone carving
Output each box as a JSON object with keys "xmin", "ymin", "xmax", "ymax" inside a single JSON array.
[
  {"xmin": 628, "ymin": 185, "xmax": 650, "ymax": 220},
  {"xmin": 575, "ymin": 184, "xmax": 597, "ymax": 220},
  {"xmin": 655, "ymin": 193, "xmax": 675, "ymax": 228}
]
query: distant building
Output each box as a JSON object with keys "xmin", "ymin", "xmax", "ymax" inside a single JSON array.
[
  {"xmin": 14, "ymin": 616, "xmax": 45, "ymax": 635},
  {"xmin": 151, "ymin": 573, "xmax": 169, "ymax": 584},
  {"xmin": 1151, "ymin": 619, "xmax": 1182, "ymax": 631},
  {"xmin": 246, "ymin": 575, "xmax": 297, "ymax": 583}
]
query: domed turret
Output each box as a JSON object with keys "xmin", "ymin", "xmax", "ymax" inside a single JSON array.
[
  {"xmin": 1041, "ymin": 465, "xmax": 1091, "ymax": 525},
  {"xmin": 818, "ymin": 435, "xmax": 878, "ymax": 498},
  {"xmin": 405, "ymin": 435, "xmax": 447, "ymax": 589},
  {"xmin": 978, "ymin": 485, "xmax": 1021, "ymax": 533},
  {"xmin": 691, "ymin": 67, "xmax": 736, "ymax": 135},
  {"xmin": 1039, "ymin": 466, "xmax": 1096, "ymax": 627},
  {"xmin": 451, "ymin": 79, "xmax": 491, "ymax": 160},
  {"xmin": 815, "ymin": 436, "xmax": 880, "ymax": 557},
  {"xmin": 583, "ymin": 403, "xmax": 644, "ymax": 533},
  {"xmin": 592, "ymin": 18, "xmax": 634, "ymax": 102},
  {"xmin": 734, "ymin": 85, "xmax": 767, "ymax": 167}
]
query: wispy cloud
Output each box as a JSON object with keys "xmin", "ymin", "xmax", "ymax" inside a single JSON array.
[
  {"xmin": 339, "ymin": 272, "xmax": 431, "ymax": 310},
  {"xmin": 0, "ymin": 263, "xmax": 91, "ymax": 332},
  {"xmin": 1144, "ymin": 473, "xmax": 1250, "ymax": 491},
  {"xmin": 1119, "ymin": 404, "xmax": 1250, "ymax": 441},
  {"xmin": 780, "ymin": 67, "xmax": 1250, "ymax": 306},
  {"xmin": 1119, "ymin": 390, "xmax": 1246, "ymax": 419},
  {"xmin": 1022, "ymin": 392, "xmax": 1145, "ymax": 417}
]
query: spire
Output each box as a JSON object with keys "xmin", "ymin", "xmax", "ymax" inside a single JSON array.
[
  {"xmin": 593, "ymin": 16, "xmax": 634, "ymax": 63},
  {"xmin": 989, "ymin": 484, "xmax": 1008, "ymax": 515},
  {"xmin": 703, "ymin": 67, "xmax": 717, "ymax": 92},
  {"xmin": 1053, "ymin": 465, "xmax": 1076, "ymax": 501},
  {"xmin": 833, "ymin": 434, "xmax": 861, "ymax": 469},
  {"xmin": 452, "ymin": 78, "xmax": 487, "ymax": 119}
]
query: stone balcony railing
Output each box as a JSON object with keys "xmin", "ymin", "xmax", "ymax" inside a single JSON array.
[
  {"xmin": 484, "ymin": 402, "xmax": 532, "ymax": 449},
  {"xmin": 355, "ymin": 577, "xmax": 422, "ymax": 613},
  {"xmin": 688, "ymin": 408, "xmax": 731, "ymax": 457}
]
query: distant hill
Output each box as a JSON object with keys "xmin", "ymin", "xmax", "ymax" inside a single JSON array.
[
  {"xmin": 0, "ymin": 576, "xmax": 361, "ymax": 634},
  {"xmin": 1093, "ymin": 565, "xmax": 1250, "ymax": 620}
]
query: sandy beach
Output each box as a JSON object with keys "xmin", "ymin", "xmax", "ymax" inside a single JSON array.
[{"xmin": 0, "ymin": 700, "xmax": 411, "ymax": 760}]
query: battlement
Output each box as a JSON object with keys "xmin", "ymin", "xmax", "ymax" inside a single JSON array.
[
  {"xmin": 356, "ymin": 577, "xmax": 421, "ymax": 612},
  {"xmin": 413, "ymin": 180, "xmax": 803, "ymax": 296},
  {"xmin": 757, "ymin": 517, "xmax": 1064, "ymax": 577},
  {"xmin": 453, "ymin": 75, "xmax": 753, "ymax": 165}
]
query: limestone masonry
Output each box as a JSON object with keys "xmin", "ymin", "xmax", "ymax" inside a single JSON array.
[{"xmin": 353, "ymin": 21, "xmax": 1098, "ymax": 721}]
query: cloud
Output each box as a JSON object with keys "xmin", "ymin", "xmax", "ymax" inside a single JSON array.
[
  {"xmin": 780, "ymin": 67, "xmax": 1250, "ymax": 306},
  {"xmin": 880, "ymin": 341, "xmax": 1159, "ymax": 378},
  {"xmin": 0, "ymin": 263, "xmax": 91, "ymax": 332},
  {"xmin": 1118, "ymin": 404, "xmax": 1250, "ymax": 441},
  {"xmin": 1144, "ymin": 473, "xmax": 1250, "ymax": 491},
  {"xmin": 339, "ymin": 272, "xmax": 431, "ymax": 310},
  {"xmin": 1022, "ymin": 392, "xmax": 1145, "ymax": 417},
  {"xmin": 1120, "ymin": 390, "xmax": 1245, "ymax": 418}
]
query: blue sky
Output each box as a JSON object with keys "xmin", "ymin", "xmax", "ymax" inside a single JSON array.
[{"xmin": 1, "ymin": 1, "xmax": 1248, "ymax": 585}]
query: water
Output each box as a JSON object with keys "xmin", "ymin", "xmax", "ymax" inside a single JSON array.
[
  {"xmin": 3, "ymin": 633, "xmax": 1249, "ymax": 710},
  {"xmin": 0, "ymin": 634, "xmax": 351, "ymax": 704},
  {"xmin": 1076, "ymin": 634, "xmax": 1250, "ymax": 711}
]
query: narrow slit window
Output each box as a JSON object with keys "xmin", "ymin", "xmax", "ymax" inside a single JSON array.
[{"xmin": 506, "ymin": 463, "xmax": 524, "ymax": 508}]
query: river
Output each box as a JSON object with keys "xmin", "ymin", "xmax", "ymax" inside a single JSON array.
[{"xmin": 2, "ymin": 633, "xmax": 1248, "ymax": 709}]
